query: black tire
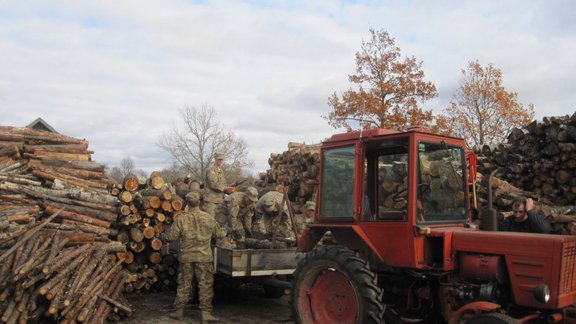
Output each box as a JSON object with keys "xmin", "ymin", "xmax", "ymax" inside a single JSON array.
[
  {"xmin": 291, "ymin": 245, "xmax": 385, "ymax": 324},
  {"xmin": 465, "ymin": 312, "xmax": 518, "ymax": 324}
]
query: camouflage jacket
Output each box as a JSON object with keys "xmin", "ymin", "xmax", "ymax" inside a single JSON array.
[
  {"xmin": 254, "ymin": 191, "xmax": 294, "ymax": 239},
  {"xmin": 166, "ymin": 207, "xmax": 224, "ymax": 263},
  {"xmin": 215, "ymin": 192, "xmax": 255, "ymax": 232},
  {"xmin": 204, "ymin": 165, "xmax": 227, "ymax": 203}
]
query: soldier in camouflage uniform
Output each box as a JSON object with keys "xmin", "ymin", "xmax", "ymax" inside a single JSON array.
[
  {"xmin": 166, "ymin": 191, "xmax": 224, "ymax": 322},
  {"xmin": 253, "ymin": 190, "xmax": 295, "ymax": 241},
  {"xmin": 214, "ymin": 186, "xmax": 259, "ymax": 248},
  {"xmin": 203, "ymin": 152, "xmax": 235, "ymax": 218},
  {"xmin": 294, "ymin": 201, "xmax": 315, "ymax": 236}
]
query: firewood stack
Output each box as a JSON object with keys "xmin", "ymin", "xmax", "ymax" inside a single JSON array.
[
  {"xmin": 0, "ymin": 125, "xmax": 133, "ymax": 322},
  {"xmin": 110, "ymin": 172, "xmax": 181, "ymax": 293},
  {"xmin": 0, "ymin": 126, "xmax": 117, "ymax": 242},
  {"xmin": 258, "ymin": 142, "xmax": 320, "ymax": 208},
  {"xmin": 0, "ymin": 226, "xmax": 129, "ymax": 323},
  {"xmin": 475, "ymin": 114, "xmax": 576, "ymax": 206}
]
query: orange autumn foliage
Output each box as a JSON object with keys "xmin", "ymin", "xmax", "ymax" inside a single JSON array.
[
  {"xmin": 325, "ymin": 28, "xmax": 438, "ymax": 132},
  {"xmin": 442, "ymin": 61, "xmax": 535, "ymax": 146}
]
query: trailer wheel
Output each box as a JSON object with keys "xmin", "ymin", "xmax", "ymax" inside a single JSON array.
[
  {"xmin": 465, "ymin": 312, "xmax": 518, "ymax": 324},
  {"xmin": 291, "ymin": 245, "xmax": 384, "ymax": 324}
]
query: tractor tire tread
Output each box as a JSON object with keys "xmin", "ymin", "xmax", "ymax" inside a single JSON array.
[{"xmin": 291, "ymin": 245, "xmax": 384, "ymax": 324}]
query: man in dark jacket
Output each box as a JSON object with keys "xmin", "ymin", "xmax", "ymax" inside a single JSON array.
[{"xmin": 500, "ymin": 197, "xmax": 551, "ymax": 233}]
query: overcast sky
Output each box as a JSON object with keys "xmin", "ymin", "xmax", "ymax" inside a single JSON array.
[{"xmin": 1, "ymin": 0, "xmax": 575, "ymax": 175}]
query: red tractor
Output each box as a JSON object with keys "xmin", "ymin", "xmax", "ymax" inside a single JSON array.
[{"xmin": 291, "ymin": 127, "xmax": 576, "ymax": 323}]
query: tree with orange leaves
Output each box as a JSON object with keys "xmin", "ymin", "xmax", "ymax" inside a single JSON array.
[
  {"xmin": 443, "ymin": 61, "xmax": 535, "ymax": 146},
  {"xmin": 325, "ymin": 28, "xmax": 438, "ymax": 131}
]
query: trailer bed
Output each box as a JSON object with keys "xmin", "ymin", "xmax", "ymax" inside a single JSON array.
[{"xmin": 214, "ymin": 246, "xmax": 303, "ymax": 277}]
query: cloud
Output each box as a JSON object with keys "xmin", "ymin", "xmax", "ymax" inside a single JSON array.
[{"xmin": 1, "ymin": 0, "xmax": 575, "ymax": 175}]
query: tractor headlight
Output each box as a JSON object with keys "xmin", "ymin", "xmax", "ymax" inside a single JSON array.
[{"xmin": 533, "ymin": 284, "xmax": 550, "ymax": 304}]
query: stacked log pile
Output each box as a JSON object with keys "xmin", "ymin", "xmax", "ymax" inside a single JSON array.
[
  {"xmin": 110, "ymin": 172, "xmax": 181, "ymax": 293},
  {"xmin": 476, "ymin": 114, "xmax": 576, "ymax": 206},
  {"xmin": 0, "ymin": 126, "xmax": 116, "ymax": 241},
  {"xmin": 0, "ymin": 213, "xmax": 129, "ymax": 323},
  {"xmin": 0, "ymin": 125, "xmax": 132, "ymax": 321},
  {"xmin": 258, "ymin": 142, "xmax": 320, "ymax": 207}
]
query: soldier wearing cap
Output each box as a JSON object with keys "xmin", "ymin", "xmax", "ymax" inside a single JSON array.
[
  {"xmin": 166, "ymin": 191, "xmax": 224, "ymax": 322},
  {"xmin": 203, "ymin": 152, "xmax": 235, "ymax": 218},
  {"xmin": 215, "ymin": 186, "xmax": 259, "ymax": 248},
  {"xmin": 253, "ymin": 190, "xmax": 295, "ymax": 241},
  {"xmin": 294, "ymin": 201, "xmax": 316, "ymax": 235},
  {"xmin": 304, "ymin": 201, "xmax": 316, "ymax": 224}
]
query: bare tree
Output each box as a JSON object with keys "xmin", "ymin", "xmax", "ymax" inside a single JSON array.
[
  {"xmin": 119, "ymin": 157, "xmax": 135, "ymax": 177},
  {"xmin": 158, "ymin": 161, "xmax": 188, "ymax": 184},
  {"xmin": 157, "ymin": 105, "xmax": 253, "ymax": 184},
  {"xmin": 106, "ymin": 156, "xmax": 147, "ymax": 183}
]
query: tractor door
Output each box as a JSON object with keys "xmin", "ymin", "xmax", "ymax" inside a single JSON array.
[{"xmin": 359, "ymin": 136, "xmax": 419, "ymax": 267}]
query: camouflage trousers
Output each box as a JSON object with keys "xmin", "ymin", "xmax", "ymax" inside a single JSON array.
[
  {"xmin": 202, "ymin": 201, "xmax": 218, "ymax": 218},
  {"xmin": 173, "ymin": 262, "xmax": 214, "ymax": 311}
]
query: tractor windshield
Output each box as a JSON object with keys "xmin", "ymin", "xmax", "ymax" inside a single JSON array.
[{"xmin": 416, "ymin": 141, "xmax": 468, "ymax": 223}]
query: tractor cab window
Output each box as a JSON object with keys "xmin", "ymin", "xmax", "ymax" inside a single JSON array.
[
  {"xmin": 364, "ymin": 138, "xmax": 409, "ymax": 221},
  {"xmin": 416, "ymin": 142, "xmax": 468, "ymax": 223},
  {"xmin": 320, "ymin": 146, "xmax": 355, "ymax": 219}
]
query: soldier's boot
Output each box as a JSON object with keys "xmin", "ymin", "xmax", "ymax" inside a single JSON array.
[
  {"xmin": 169, "ymin": 307, "xmax": 184, "ymax": 320},
  {"xmin": 201, "ymin": 310, "xmax": 220, "ymax": 322}
]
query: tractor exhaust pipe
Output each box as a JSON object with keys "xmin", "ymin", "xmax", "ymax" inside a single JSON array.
[{"xmin": 479, "ymin": 170, "xmax": 498, "ymax": 231}]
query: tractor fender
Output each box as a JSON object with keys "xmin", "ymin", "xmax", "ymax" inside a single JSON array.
[
  {"xmin": 447, "ymin": 301, "xmax": 502, "ymax": 324},
  {"xmin": 296, "ymin": 226, "xmax": 327, "ymax": 252}
]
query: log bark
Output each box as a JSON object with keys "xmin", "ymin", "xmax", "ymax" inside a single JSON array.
[
  {"xmin": 39, "ymin": 201, "xmax": 117, "ymax": 222},
  {"xmin": 44, "ymin": 205, "xmax": 111, "ymax": 228},
  {"xmin": 30, "ymin": 150, "xmax": 90, "ymax": 161},
  {"xmin": 30, "ymin": 158, "xmax": 105, "ymax": 172},
  {"xmin": 0, "ymin": 207, "xmax": 64, "ymax": 263}
]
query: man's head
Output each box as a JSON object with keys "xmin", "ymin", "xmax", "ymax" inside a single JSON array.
[
  {"xmin": 262, "ymin": 195, "xmax": 278, "ymax": 213},
  {"xmin": 186, "ymin": 190, "xmax": 201, "ymax": 208},
  {"xmin": 305, "ymin": 201, "xmax": 316, "ymax": 219},
  {"xmin": 245, "ymin": 186, "xmax": 259, "ymax": 203},
  {"xmin": 511, "ymin": 197, "xmax": 528, "ymax": 222},
  {"xmin": 214, "ymin": 152, "xmax": 225, "ymax": 166}
]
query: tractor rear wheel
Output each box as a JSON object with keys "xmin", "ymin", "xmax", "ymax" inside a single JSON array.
[{"xmin": 291, "ymin": 245, "xmax": 384, "ymax": 324}]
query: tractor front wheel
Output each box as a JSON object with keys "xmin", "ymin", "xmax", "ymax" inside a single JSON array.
[{"xmin": 291, "ymin": 245, "xmax": 384, "ymax": 324}]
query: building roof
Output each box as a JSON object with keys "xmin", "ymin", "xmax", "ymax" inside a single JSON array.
[{"xmin": 26, "ymin": 117, "xmax": 59, "ymax": 133}]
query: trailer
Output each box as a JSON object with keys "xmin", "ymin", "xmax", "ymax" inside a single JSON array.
[{"xmin": 213, "ymin": 246, "xmax": 304, "ymax": 298}]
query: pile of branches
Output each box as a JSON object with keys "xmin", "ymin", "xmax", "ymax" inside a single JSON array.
[{"xmin": 110, "ymin": 172, "xmax": 182, "ymax": 293}]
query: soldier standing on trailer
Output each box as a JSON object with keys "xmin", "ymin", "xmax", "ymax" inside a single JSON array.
[{"xmin": 203, "ymin": 151, "xmax": 235, "ymax": 218}]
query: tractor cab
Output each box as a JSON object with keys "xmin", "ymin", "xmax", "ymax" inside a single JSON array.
[{"xmin": 299, "ymin": 127, "xmax": 472, "ymax": 268}]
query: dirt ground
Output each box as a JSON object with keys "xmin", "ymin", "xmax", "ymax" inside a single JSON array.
[{"xmin": 118, "ymin": 284, "xmax": 294, "ymax": 324}]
